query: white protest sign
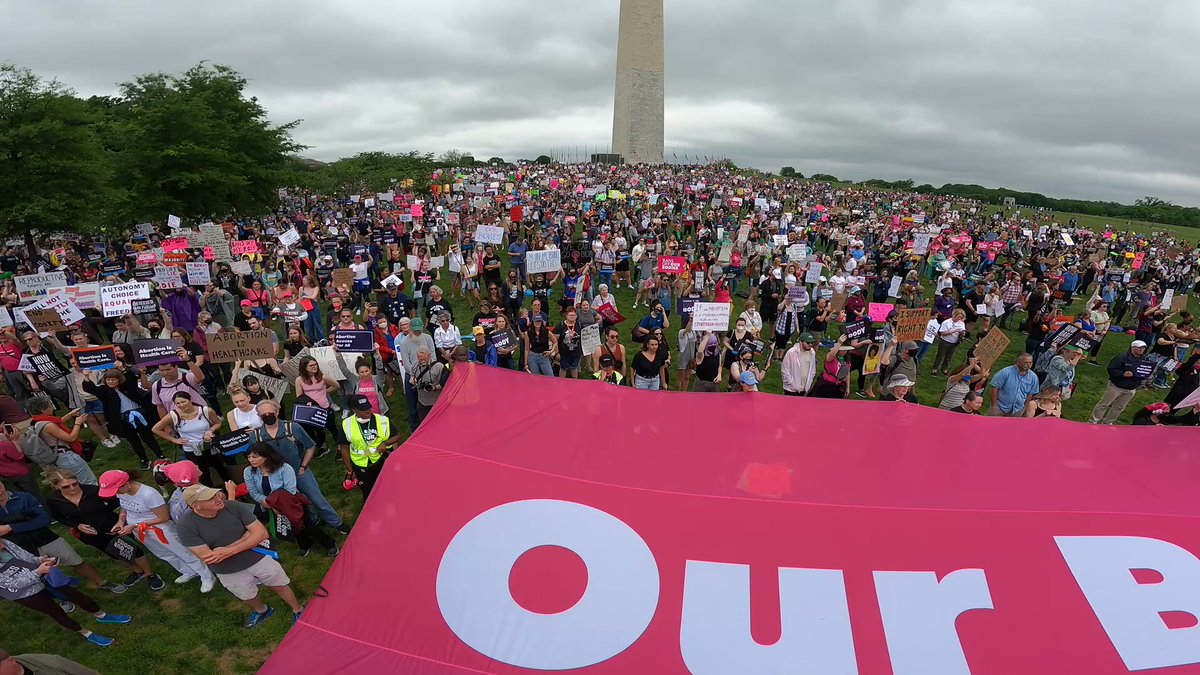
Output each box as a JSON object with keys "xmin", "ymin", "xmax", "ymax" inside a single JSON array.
[
  {"xmin": 15, "ymin": 271, "xmax": 67, "ymax": 302},
  {"xmin": 49, "ymin": 283, "xmax": 100, "ymax": 311},
  {"xmin": 737, "ymin": 224, "xmax": 750, "ymax": 243},
  {"xmin": 787, "ymin": 243, "xmax": 807, "ymax": 261},
  {"xmin": 363, "ymin": 198, "xmax": 376, "ymax": 209},
  {"xmin": 21, "ymin": 293, "xmax": 84, "ymax": 327},
  {"xmin": 1061, "ymin": 232, "xmax": 1075, "ymax": 246},
  {"xmin": 0, "ymin": 307, "xmax": 11, "ymax": 330},
  {"xmin": 136, "ymin": 223, "xmax": 155, "ymax": 236},
  {"xmin": 186, "ymin": 262, "xmax": 211, "ymax": 286},
  {"xmin": 1160, "ymin": 289, "xmax": 1175, "ymax": 311},
  {"xmin": 100, "ymin": 281, "xmax": 151, "ymax": 317},
  {"xmin": 692, "ymin": 302, "xmax": 732, "ymax": 332},
  {"xmin": 154, "ymin": 266, "xmax": 182, "ymax": 289},
  {"xmin": 475, "ymin": 225, "xmax": 505, "ymax": 245},
  {"xmin": 429, "ymin": 256, "xmax": 444, "ymax": 269},
  {"xmin": 167, "ymin": 214, "xmax": 181, "ymax": 229},
  {"xmin": 307, "ymin": 346, "xmax": 346, "ymax": 381},
  {"xmin": 773, "ymin": 235, "xmax": 789, "ymax": 247},
  {"xmin": 888, "ymin": 275, "xmax": 903, "ymax": 298},
  {"xmin": 382, "ymin": 274, "xmax": 403, "ymax": 288},
  {"xmin": 525, "ymin": 249, "xmax": 561, "ymax": 274},
  {"xmin": 406, "ymin": 255, "xmax": 420, "ymax": 270},
  {"xmin": 581, "ymin": 324, "xmax": 601, "ymax": 356},
  {"xmin": 912, "ymin": 233, "xmax": 933, "ymax": 255},
  {"xmin": 805, "ymin": 262, "xmax": 824, "ymax": 284},
  {"xmin": 278, "ymin": 228, "xmax": 300, "ymax": 248}
]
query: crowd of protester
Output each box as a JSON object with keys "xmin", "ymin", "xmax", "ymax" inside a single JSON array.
[{"xmin": 2, "ymin": 162, "xmax": 1198, "ymax": 659}]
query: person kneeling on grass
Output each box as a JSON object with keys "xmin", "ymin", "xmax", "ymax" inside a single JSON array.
[
  {"xmin": 176, "ymin": 484, "xmax": 305, "ymax": 629},
  {"xmin": 0, "ymin": 538, "xmax": 131, "ymax": 647}
]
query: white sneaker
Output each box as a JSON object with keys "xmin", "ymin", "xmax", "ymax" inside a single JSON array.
[
  {"xmin": 175, "ymin": 574, "xmax": 198, "ymax": 584},
  {"xmin": 200, "ymin": 577, "xmax": 215, "ymax": 593},
  {"xmin": 102, "ymin": 437, "xmax": 121, "ymax": 448}
]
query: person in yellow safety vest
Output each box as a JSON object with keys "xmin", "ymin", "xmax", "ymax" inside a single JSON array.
[
  {"xmin": 340, "ymin": 394, "xmax": 402, "ymax": 499},
  {"xmin": 593, "ymin": 355, "xmax": 624, "ymax": 385}
]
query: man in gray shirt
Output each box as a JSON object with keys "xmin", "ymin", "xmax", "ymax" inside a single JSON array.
[
  {"xmin": 176, "ymin": 485, "xmax": 304, "ymax": 629},
  {"xmin": 399, "ymin": 318, "xmax": 436, "ymax": 430}
]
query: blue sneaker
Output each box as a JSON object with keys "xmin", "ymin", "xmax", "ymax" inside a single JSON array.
[
  {"xmin": 292, "ymin": 609, "xmax": 303, "ymax": 625},
  {"xmin": 244, "ymin": 606, "xmax": 273, "ymax": 629},
  {"xmin": 96, "ymin": 613, "xmax": 131, "ymax": 625},
  {"xmin": 86, "ymin": 633, "xmax": 114, "ymax": 647}
]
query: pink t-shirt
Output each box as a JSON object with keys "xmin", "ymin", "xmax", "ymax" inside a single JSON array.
[
  {"xmin": 298, "ymin": 377, "xmax": 330, "ymax": 409},
  {"xmin": 358, "ymin": 377, "xmax": 380, "ymax": 414}
]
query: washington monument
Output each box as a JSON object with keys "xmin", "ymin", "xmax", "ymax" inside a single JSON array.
[{"xmin": 611, "ymin": 0, "xmax": 665, "ymax": 165}]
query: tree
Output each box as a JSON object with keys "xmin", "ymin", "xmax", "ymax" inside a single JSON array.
[
  {"xmin": 811, "ymin": 173, "xmax": 840, "ymax": 183},
  {"xmin": 0, "ymin": 63, "xmax": 112, "ymax": 248},
  {"xmin": 780, "ymin": 166, "xmax": 798, "ymax": 177},
  {"xmin": 438, "ymin": 149, "xmax": 472, "ymax": 166},
  {"xmin": 290, "ymin": 151, "xmax": 435, "ymax": 195},
  {"xmin": 106, "ymin": 63, "xmax": 303, "ymax": 224},
  {"xmin": 487, "ymin": 156, "xmax": 506, "ymax": 166},
  {"xmin": 535, "ymin": 155, "xmax": 553, "ymax": 165}
]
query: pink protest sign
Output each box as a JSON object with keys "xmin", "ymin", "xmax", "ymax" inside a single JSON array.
[
  {"xmin": 162, "ymin": 237, "xmax": 189, "ymax": 253},
  {"xmin": 868, "ymin": 303, "xmax": 895, "ymax": 323},
  {"xmin": 231, "ymin": 240, "xmax": 258, "ymax": 256},
  {"xmin": 549, "ymin": 179, "xmax": 559, "ymax": 190}
]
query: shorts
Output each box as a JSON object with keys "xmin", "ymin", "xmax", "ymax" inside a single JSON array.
[
  {"xmin": 39, "ymin": 537, "xmax": 84, "ymax": 566},
  {"xmin": 216, "ymin": 555, "xmax": 291, "ymax": 601},
  {"xmin": 560, "ymin": 353, "xmax": 581, "ymax": 371},
  {"xmin": 82, "ymin": 399, "xmax": 104, "ymax": 416}
]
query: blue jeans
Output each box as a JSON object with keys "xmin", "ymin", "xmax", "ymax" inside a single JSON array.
[
  {"xmin": 302, "ymin": 304, "xmax": 325, "ymax": 342},
  {"xmin": 916, "ymin": 341, "xmax": 933, "ymax": 362},
  {"xmin": 403, "ymin": 380, "xmax": 419, "ymax": 429},
  {"xmin": 297, "ymin": 468, "xmax": 342, "ymax": 528},
  {"xmin": 1148, "ymin": 353, "xmax": 1170, "ymax": 388},
  {"xmin": 599, "ymin": 270, "xmax": 613, "ymax": 292},
  {"xmin": 528, "ymin": 352, "xmax": 554, "ymax": 376}
]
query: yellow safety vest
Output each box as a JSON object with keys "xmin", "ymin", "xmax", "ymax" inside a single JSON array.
[{"xmin": 342, "ymin": 414, "xmax": 390, "ymax": 468}]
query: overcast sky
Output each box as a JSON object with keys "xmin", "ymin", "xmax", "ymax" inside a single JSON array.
[{"xmin": 6, "ymin": 0, "xmax": 1200, "ymax": 205}]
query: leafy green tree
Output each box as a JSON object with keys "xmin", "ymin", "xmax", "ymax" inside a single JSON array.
[
  {"xmin": 811, "ymin": 173, "xmax": 840, "ymax": 183},
  {"xmin": 107, "ymin": 63, "xmax": 303, "ymax": 224},
  {"xmin": 0, "ymin": 63, "xmax": 112, "ymax": 249},
  {"xmin": 487, "ymin": 156, "xmax": 506, "ymax": 166},
  {"xmin": 535, "ymin": 155, "xmax": 553, "ymax": 165},
  {"xmin": 780, "ymin": 166, "xmax": 798, "ymax": 177},
  {"xmin": 291, "ymin": 151, "xmax": 435, "ymax": 195}
]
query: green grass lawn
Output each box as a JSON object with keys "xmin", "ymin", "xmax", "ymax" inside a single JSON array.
[{"xmin": 3, "ymin": 253, "xmax": 1192, "ymax": 674}]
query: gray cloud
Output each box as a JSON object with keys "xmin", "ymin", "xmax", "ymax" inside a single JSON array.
[{"xmin": 4, "ymin": 0, "xmax": 1198, "ymax": 204}]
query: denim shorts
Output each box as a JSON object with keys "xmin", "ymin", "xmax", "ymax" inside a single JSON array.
[
  {"xmin": 560, "ymin": 353, "xmax": 581, "ymax": 371},
  {"xmin": 82, "ymin": 399, "xmax": 105, "ymax": 415}
]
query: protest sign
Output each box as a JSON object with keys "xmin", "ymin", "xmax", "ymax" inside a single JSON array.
[
  {"xmin": 475, "ymin": 225, "xmax": 504, "ymax": 245},
  {"xmin": 867, "ymin": 303, "xmax": 895, "ymax": 324},
  {"xmin": 804, "ymin": 263, "xmax": 824, "ymax": 284},
  {"xmin": 135, "ymin": 223, "xmax": 155, "ymax": 236},
  {"xmin": 278, "ymin": 228, "xmax": 301, "ymax": 248},
  {"xmin": 772, "ymin": 235, "xmax": 789, "ymax": 247},
  {"xmin": 206, "ymin": 329, "xmax": 275, "ymax": 364},
  {"xmin": 717, "ymin": 243, "xmax": 733, "ymax": 264},
  {"xmin": 280, "ymin": 349, "xmax": 309, "ymax": 383},
  {"xmin": 231, "ymin": 240, "xmax": 259, "ymax": 256},
  {"xmin": 230, "ymin": 261, "xmax": 252, "ymax": 276},
  {"xmin": 167, "ymin": 214, "xmax": 181, "ymax": 229},
  {"xmin": 231, "ymin": 367, "xmax": 290, "ymax": 401},
  {"xmin": 974, "ymin": 327, "xmax": 1012, "ymax": 371},
  {"xmin": 912, "ymin": 233, "xmax": 933, "ymax": 255},
  {"xmin": 132, "ymin": 339, "xmax": 183, "ymax": 367},
  {"xmin": 293, "ymin": 404, "xmax": 330, "ymax": 428},
  {"xmin": 525, "ymin": 249, "xmax": 561, "ymax": 275},
  {"xmin": 162, "ymin": 237, "xmax": 189, "ymax": 253},
  {"xmin": 100, "ymin": 262, "xmax": 126, "ymax": 278},
  {"xmin": 656, "ymin": 256, "xmax": 686, "ymax": 275},
  {"xmin": 136, "ymin": 252, "xmax": 158, "ymax": 267},
  {"xmin": 186, "ymin": 262, "xmax": 211, "ymax": 286},
  {"xmin": 692, "ymin": 302, "xmax": 731, "ymax": 332},
  {"xmin": 1173, "ymin": 386, "xmax": 1200, "ymax": 410},
  {"xmin": 406, "ymin": 255, "xmax": 420, "ymax": 270},
  {"xmin": 830, "ymin": 292, "xmax": 847, "ymax": 314},
  {"xmin": 677, "ymin": 298, "xmax": 697, "ymax": 323},
  {"xmin": 17, "ymin": 354, "xmax": 36, "ymax": 373},
  {"xmin": 72, "ymin": 346, "xmax": 116, "ymax": 372},
  {"xmin": 887, "ymin": 276, "xmax": 903, "ymax": 298},
  {"xmin": 894, "ymin": 308, "xmax": 929, "ymax": 342},
  {"xmin": 580, "ymin": 324, "xmax": 601, "ymax": 356},
  {"xmin": 14, "ymin": 271, "xmax": 67, "ymax": 302},
  {"xmin": 23, "ymin": 308, "xmax": 66, "ymax": 333},
  {"xmin": 154, "ymin": 266, "xmax": 182, "ymax": 289},
  {"xmin": 131, "ymin": 298, "xmax": 158, "ymax": 315},
  {"xmin": 331, "ymin": 268, "xmax": 354, "ymax": 291},
  {"xmin": 490, "ymin": 330, "xmax": 514, "ymax": 352},
  {"xmin": 595, "ymin": 304, "xmax": 626, "ymax": 326},
  {"xmin": 307, "ymin": 346, "xmax": 347, "ymax": 381},
  {"xmin": 24, "ymin": 293, "xmax": 84, "ymax": 327},
  {"xmin": 787, "ymin": 244, "xmax": 807, "ymax": 261},
  {"xmin": 843, "ymin": 320, "xmax": 869, "ymax": 341},
  {"xmin": 53, "ymin": 283, "xmax": 99, "ymax": 311},
  {"xmin": 162, "ymin": 252, "xmax": 188, "ymax": 267},
  {"xmin": 1133, "ymin": 359, "xmax": 1155, "ymax": 379},
  {"xmin": 1172, "ymin": 294, "xmax": 1189, "ymax": 312},
  {"xmin": 333, "ymin": 329, "xmax": 374, "ymax": 353},
  {"xmin": 213, "ymin": 429, "xmax": 252, "ymax": 456}
]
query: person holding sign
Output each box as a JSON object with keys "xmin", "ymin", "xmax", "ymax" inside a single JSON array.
[
  {"xmin": 80, "ymin": 367, "xmax": 165, "ymax": 471},
  {"xmin": 1090, "ymin": 341, "xmax": 1152, "ymax": 425},
  {"xmin": 931, "ymin": 309, "xmax": 968, "ymax": 376},
  {"xmin": 340, "ymin": 395, "xmax": 402, "ymax": 499},
  {"xmin": 241, "ymin": 443, "xmax": 338, "ymax": 558},
  {"xmin": 293, "ymin": 356, "xmax": 347, "ymax": 460}
]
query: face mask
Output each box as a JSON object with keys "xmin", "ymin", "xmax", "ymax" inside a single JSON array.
[{"xmin": 260, "ymin": 414, "xmax": 278, "ymax": 426}]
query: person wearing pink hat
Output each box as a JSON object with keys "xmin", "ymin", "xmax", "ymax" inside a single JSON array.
[
  {"xmin": 101, "ymin": 470, "xmax": 215, "ymax": 594},
  {"xmin": 159, "ymin": 461, "xmax": 202, "ymax": 523}
]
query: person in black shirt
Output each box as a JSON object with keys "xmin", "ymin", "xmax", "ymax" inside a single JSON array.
[
  {"xmin": 949, "ymin": 390, "xmax": 984, "ymax": 414},
  {"xmin": 481, "ymin": 245, "xmax": 503, "ymax": 288},
  {"xmin": 424, "ymin": 286, "xmax": 452, "ymax": 325},
  {"xmin": 472, "ymin": 301, "xmax": 498, "ymax": 336},
  {"xmin": 690, "ymin": 332, "xmax": 724, "ymax": 393},
  {"xmin": 503, "ymin": 269, "xmax": 523, "ymax": 317},
  {"xmin": 378, "ymin": 284, "xmax": 414, "ymax": 325}
]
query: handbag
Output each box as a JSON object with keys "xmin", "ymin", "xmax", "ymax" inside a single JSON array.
[
  {"xmin": 104, "ymin": 536, "xmax": 140, "ymax": 563},
  {"xmin": 45, "ymin": 565, "xmax": 72, "ymax": 588}
]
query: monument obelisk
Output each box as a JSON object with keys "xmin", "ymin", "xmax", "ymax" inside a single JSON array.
[{"xmin": 611, "ymin": 0, "xmax": 664, "ymax": 165}]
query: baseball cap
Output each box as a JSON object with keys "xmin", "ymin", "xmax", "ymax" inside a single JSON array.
[
  {"xmin": 240, "ymin": 300, "xmax": 253, "ymax": 307},
  {"xmin": 531, "ymin": 312, "xmax": 547, "ymax": 324},
  {"xmin": 900, "ymin": 341, "xmax": 919, "ymax": 352},
  {"xmin": 279, "ymin": 290, "xmax": 292, "ymax": 298},
  {"xmin": 472, "ymin": 326, "xmax": 485, "ymax": 336},
  {"xmin": 161, "ymin": 461, "xmax": 201, "ymax": 487},
  {"xmin": 350, "ymin": 394, "xmax": 372, "ymax": 411},
  {"xmin": 739, "ymin": 370, "xmax": 759, "ymax": 386},
  {"xmin": 97, "ymin": 470, "xmax": 130, "ymax": 498},
  {"xmin": 599, "ymin": 355, "xmax": 615, "ymax": 368},
  {"xmin": 183, "ymin": 484, "xmax": 222, "ymax": 507},
  {"xmin": 799, "ymin": 332, "xmax": 818, "ymax": 344},
  {"xmin": 410, "ymin": 318, "xmax": 424, "ymax": 331},
  {"xmin": 1145, "ymin": 402, "xmax": 1171, "ymax": 415},
  {"xmin": 1131, "ymin": 340, "xmax": 1148, "ymax": 348}
]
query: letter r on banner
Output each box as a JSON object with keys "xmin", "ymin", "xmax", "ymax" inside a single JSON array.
[
  {"xmin": 436, "ymin": 500, "xmax": 659, "ymax": 670},
  {"xmin": 1056, "ymin": 536, "xmax": 1200, "ymax": 671},
  {"xmin": 874, "ymin": 569, "xmax": 993, "ymax": 675}
]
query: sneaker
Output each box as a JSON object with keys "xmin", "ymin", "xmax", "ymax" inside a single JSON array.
[
  {"xmin": 244, "ymin": 606, "xmax": 274, "ymax": 629},
  {"xmin": 298, "ymin": 548, "xmax": 311, "ymax": 558},
  {"xmin": 292, "ymin": 610, "xmax": 303, "ymax": 625},
  {"xmin": 175, "ymin": 574, "xmax": 198, "ymax": 584},
  {"xmin": 200, "ymin": 577, "xmax": 215, "ymax": 594},
  {"xmin": 121, "ymin": 573, "xmax": 145, "ymax": 587},
  {"xmin": 314, "ymin": 447, "xmax": 332, "ymax": 460},
  {"xmin": 56, "ymin": 600, "xmax": 77, "ymax": 613},
  {"xmin": 138, "ymin": 460, "xmax": 151, "ymax": 471},
  {"xmin": 335, "ymin": 524, "xmax": 351, "ymax": 535},
  {"xmin": 99, "ymin": 582, "xmax": 126, "ymax": 594},
  {"xmin": 102, "ymin": 437, "xmax": 121, "ymax": 448},
  {"xmin": 326, "ymin": 546, "xmax": 340, "ymax": 558},
  {"xmin": 147, "ymin": 575, "xmax": 166, "ymax": 592},
  {"xmin": 85, "ymin": 633, "xmax": 115, "ymax": 647},
  {"xmin": 855, "ymin": 391, "xmax": 867, "ymax": 398},
  {"xmin": 95, "ymin": 613, "xmax": 132, "ymax": 625}
]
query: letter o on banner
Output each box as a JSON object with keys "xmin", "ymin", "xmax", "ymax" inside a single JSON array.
[{"xmin": 436, "ymin": 499, "xmax": 660, "ymax": 670}]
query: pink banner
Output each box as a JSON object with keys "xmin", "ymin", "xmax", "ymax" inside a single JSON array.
[
  {"xmin": 162, "ymin": 237, "xmax": 189, "ymax": 252},
  {"xmin": 411, "ymin": 203, "xmax": 424, "ymax": 218},
  {"xmin": 264, "ymin": 367, "xmax": 1200, "ymax": 675},
  {"xmin": 230, "ymin": 240, "xmax": 258, "ymax": 256},
  {"xmin": 656, "ymin": 256, "xmax": 687, "ymax": 275}
]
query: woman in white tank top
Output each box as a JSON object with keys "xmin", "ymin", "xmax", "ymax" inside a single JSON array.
[{"xmin": 226, "ymin": 388, "xmax": 263, "ymax": 432}]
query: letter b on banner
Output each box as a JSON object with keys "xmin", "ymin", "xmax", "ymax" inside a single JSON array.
[
  {"xmin": 436, "ymin": 500, "xmax": 659, "ymax": 670},
  {"xmin": 1057, "ymin": 536, "xmax": 1200, "ymax": 671}
]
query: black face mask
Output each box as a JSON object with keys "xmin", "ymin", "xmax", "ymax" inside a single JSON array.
[{"xmin": 260, "ymin": 414, "xmax": 278, "ymax": 426}]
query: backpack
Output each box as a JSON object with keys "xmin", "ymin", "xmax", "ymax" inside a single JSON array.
[
  {"xmin": 253, "ymin": 421, "xmax": 297, "ymax": 448},
  {"xmin": 18, "ymin": 421, "xmax": 60, "ymax": 466}
]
